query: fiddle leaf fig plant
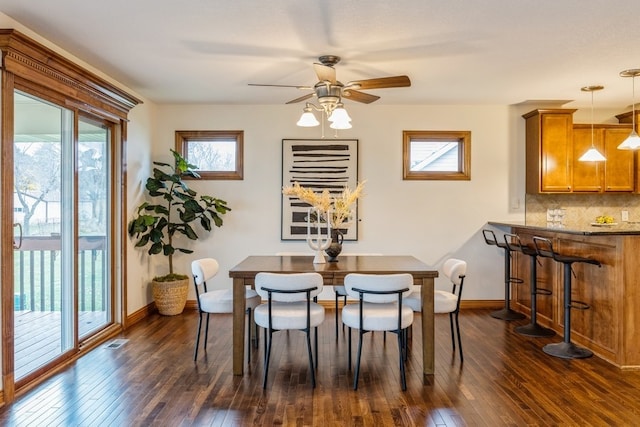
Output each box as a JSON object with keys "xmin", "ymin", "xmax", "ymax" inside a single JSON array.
[{"xmin": 128, "ymin": 149, "xmax": 231, "ymax": 280}]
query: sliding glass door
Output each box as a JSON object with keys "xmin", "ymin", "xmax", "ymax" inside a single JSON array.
[{"xmin": 13, "ymin": 91, "xmax": 113, "ymax": 381}]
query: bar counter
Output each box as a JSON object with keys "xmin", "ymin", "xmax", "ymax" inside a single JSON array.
[{"xmin": 487, "ymin": 221, "xmax": 640, "ymax": 369}]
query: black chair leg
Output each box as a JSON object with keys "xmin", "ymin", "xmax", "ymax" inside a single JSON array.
[
  {"xmin": 398, "ymin": 330, "xmax": 407, "ymax": 391},
  {"xmin": 335, "ymin": 294, "xmax": 339, "ymax": 339},
  {"xmin": 306, "ymin": 330, "xmax": 316, "ymax": 388},
  {"xmin": 348, "ymin": 327, "xmax": 352, "ymax": 370},
  {"xmin": 314, "ymin": 326, "xmax": 319, "ymax": 370},
  {"xmin": 194, "ymin": 312, "xmax": 203, "ymax": 361},
  {"xmin": 455, "ymin": 311, "xmax": 463, "ymax": 363},
  {"xmin": 246, "ymin": 308, "xmax": 252, "ymax": 364},
  {"xmin": 353, "ymin": 329, "xmax": 364, "ymax": 390},
  {"xmin": 203, "ymin": 313, "xmax": 210, "ymax": 351},
  {"xmin": 449, "ymin": 312, "xmax": 456, "ymax": 352},
  {"xmin": 263, "ymin": 328, "xmax": 273, "ymax": 389}
]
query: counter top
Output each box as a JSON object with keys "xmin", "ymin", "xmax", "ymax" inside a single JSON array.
[{"xmin": 488, "ymin": 221, "xmax": 640, "ymax": 236}]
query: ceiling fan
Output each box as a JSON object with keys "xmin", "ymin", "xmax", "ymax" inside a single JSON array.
[{"xmin": 248, "ymin": 55, "xmax": 411, "ymax": 124}]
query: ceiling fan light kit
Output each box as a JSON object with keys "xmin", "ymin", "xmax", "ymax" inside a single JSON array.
[{"xmin": 249, "ymin": 55, "xmax": 410, "ymax": 137}]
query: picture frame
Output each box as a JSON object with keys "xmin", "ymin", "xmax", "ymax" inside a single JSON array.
[{"xmin": 281, "ymin": 139, "xmax": 359, "ymax": 241}]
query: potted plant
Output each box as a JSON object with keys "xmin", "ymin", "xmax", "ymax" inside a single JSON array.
[{"xmin": 128, "ymin": 149, "xmax": 231, "ymax": 315}]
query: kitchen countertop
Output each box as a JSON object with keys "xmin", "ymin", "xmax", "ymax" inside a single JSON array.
[{"xmin": 488, "ymin": 221, "xmax": 640, "ymax": 236}]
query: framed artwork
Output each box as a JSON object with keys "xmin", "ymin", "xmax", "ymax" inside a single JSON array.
[{"xmin": 281, "ymin": 139, "xmax": 359, "ymax": 241}]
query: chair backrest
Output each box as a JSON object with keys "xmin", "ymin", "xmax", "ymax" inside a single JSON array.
[
  {"xmin": 255, "ymin": 272, "xmax": 324, "ymax": 302},
  {"xmin": 442, "ymin": 258, "xmax": 467, "ymax": 287},
  {"xmin": 344, "ymin": 273, "xmax": 414, "ymax": 303},
  {"xmin": 191, "ymin": 258, "xmax": 220, "ymax": 286}
]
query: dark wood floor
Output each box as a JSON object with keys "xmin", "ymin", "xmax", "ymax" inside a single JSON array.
[{"xmin": 1, "ymin": 308, "xmax": 640, "ymax": 426}]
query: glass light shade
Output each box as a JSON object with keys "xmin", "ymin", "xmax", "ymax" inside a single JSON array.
[
  {"xmin": 617, "ymin": 130, "xmax": 640, "ymax": 150},
  {"xmin": 330, "ymin": 119, "xmax": 352, "ymax": 130},
  {"xmin": 578, "ymin": 147, "xmax": 606, "ymax": 162},
  {"xmin": 296, "ymin": 111, "xmax": 320, "ymax": 127},
  {"xmin": 328, "ymin": 106, "xmax": 351, "ymax": 123}
]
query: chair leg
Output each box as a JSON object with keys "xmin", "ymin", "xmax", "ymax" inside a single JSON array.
[
  {"xmin": 263, "ymin": 327, "xmax": 268, "ymax": 364},
  {"xmin": 314, "ymin": 326, "xmax": 319, "ymax": 370},
  {"xmin": 246, "ymin": 308, "xmax": 252, "ymax": 365},
  {"xmin": 254, "ymin": 322, "xmax": 259, "ymax": 348},
  {"xmin": 353, "ymin": 328, "xmax": 364, "ymax": 390},
  {"xmin": 449, "ymin": 312, "xmax": 456, "ymax": 353},
  {"xmin": 348, "ymin": 327, "xmax": 352, "ymax": 370},
  {"xmin": 263, "ymin": 328, "xmax": 273, "ymax": 389},
  {"xmin": 306, "ymin": 329, "xmax": 316, "ymax": 388},
  {"xmin": 335, "ymin": 294, "xmax": 339, "ymax": 340},
  {"xmin": 203, "ymin": 313, "xmax": 210, "ymax": 353},
  {"xmin": 455, "ymin": 311, "xmax": 463, "ymax": 363},
  {"xmin": 194, "ymin": 312, "xmax": 203, "ymax": 361},
  {"xmin": 398, "ymin": 329, "xmax": 407, "ymax": 391},
  {"xmin": 342, "ymin": 296, "xmax": 347, "ymax": 332}
]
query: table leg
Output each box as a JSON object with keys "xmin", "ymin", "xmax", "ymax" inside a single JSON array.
[
  {"xmin": 233, "ymin": 277, "xmax": 247, "ymax": 375},
  {"xmin": 421, "ymin": 277, "xmax": 435, "ymax": 379}
]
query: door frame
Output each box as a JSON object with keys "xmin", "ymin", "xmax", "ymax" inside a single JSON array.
[{"xmin": 0, "ymin": 29, "xmax": 141, "ymax": 403}]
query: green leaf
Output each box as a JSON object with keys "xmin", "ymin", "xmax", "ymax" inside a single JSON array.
[
  {"xmin": 163, "ymin": 245, "xmax": 175, "ymax": 256},
  {"xmin": 149, "ymin": 242, "xmax": 163, "ymax": 255},
  {"xmin": 149, "ymin": 228, "xmax": 164, "ymax": 243}
]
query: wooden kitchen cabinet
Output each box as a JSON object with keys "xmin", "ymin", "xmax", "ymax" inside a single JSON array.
[
  {"xmin": 572, "ymin": 124, "xmax": 634, "ymax": 192},
  {"xmin": 524, "ymin": 109, "xmax": 576, "ymax": 193}
]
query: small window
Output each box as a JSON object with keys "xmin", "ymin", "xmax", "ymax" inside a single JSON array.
[
  {"xmin": 403, "ymin": 130, "xmax": 471, "ymax": 180},
  {"xmin": 175, "ymin": 130, "xmax": 243, "ymax": 180}
]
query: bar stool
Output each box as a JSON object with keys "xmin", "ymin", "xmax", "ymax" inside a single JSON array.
[
  {"xmin": 482, "ymin": 229, "xmax": 525, "ymax": 320},
  {"xmin": 503, "ymin": 233, "xmax": 555, "ymax": 337},
  {"xmin": 533, "ymin": 236, "xmax": 601, "ymax": 359}
]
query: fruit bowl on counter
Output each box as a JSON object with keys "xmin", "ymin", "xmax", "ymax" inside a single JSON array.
[{"xmin": 591, "ymin": 215, "xmax": 617, "ymax": 226}]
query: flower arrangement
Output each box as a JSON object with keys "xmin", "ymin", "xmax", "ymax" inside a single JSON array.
[{"xmin": 282, "ymin": 181, "xmax": 365, "ymax": 229}]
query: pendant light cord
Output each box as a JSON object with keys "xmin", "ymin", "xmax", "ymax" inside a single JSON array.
[{"xmin": 591, "ymin": 91, "xmax": 595, "ymax": 148}]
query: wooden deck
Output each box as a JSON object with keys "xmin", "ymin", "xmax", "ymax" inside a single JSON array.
[
  {"xmin": 3, "ymin": 308, "xmax": 640, "ymax": 425},
  {"xmin": 15, "ymin": 310, "xmax": 107, "ymax": 380}
]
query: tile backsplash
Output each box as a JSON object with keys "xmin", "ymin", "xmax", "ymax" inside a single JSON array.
[{"xmin": 525, "ymin": 193, "xmax": 640, "ymax": 227}]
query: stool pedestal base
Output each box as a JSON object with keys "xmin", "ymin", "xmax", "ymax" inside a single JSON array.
[
  {"xmin": 515, "ymin": 322, "xmax": 555, "ymax": 337},
  {"xmin": 490, "ymin": 307, "xmax": 525, "ymax": 321},
  {"xmin": 543, "ymin": 341, "xmax": 593, "ymax": 359}
]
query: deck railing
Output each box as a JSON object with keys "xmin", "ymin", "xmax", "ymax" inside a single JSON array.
[{"xmin": 14, "ymin": 235, "xmax": 107, "ymax": 312}]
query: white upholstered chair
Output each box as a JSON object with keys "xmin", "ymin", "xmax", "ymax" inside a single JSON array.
[
  {"xmin": 342, "ymin": 273, "xmax": 414, "ymax": 390},
  {"xmin": 254, "ymin": 272, "xmax": 325, "ymax": 388},
  {"xmin": 404, "ymin": 258, "xmax": 467, "ymax": 362},
  {"xmin": 191, "ymin": 258, "xmax": 261, "ymax": 362},
  {"xmin": 333, "ymin": 253, "xmax": 383, "ymax": 339}
]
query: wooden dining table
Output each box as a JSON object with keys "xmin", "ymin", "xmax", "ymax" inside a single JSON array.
[{"xmin": 228, "ymin": 255, "xmax": 438, "ymax": 382}]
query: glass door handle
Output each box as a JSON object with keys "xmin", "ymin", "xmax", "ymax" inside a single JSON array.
[{"xmin": 13, "ymin": 223, "xmax": 22, "ymax": 249}]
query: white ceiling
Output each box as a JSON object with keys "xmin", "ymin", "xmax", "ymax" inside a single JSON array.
[{"xmin": 1, "ymin": 0, "xmax": 640, "ymax": 110}]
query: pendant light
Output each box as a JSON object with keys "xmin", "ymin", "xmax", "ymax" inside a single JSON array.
[
  {"xmin": 578, "ymin": 85, "xmax": 606, "ymax": 162},
  {"xmin": 617, "ymin": 69, "xmax": 640, "ymax": 150}
]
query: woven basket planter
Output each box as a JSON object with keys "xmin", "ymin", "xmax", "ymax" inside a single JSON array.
[{"xmin": 152, "ymin": 278, "xmax": 189, "ymax": 316}]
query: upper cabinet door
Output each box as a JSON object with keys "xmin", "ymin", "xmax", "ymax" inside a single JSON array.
[
  {"xmin": 572, "ymin": 126, "xmax": 603, "ymax": 192},
  {"xmin": 604, "ymin": 127, "xmax": 635, "ymax": 192},
  {"xmin": 524, "ymin": 109, "xmax": 575, "ymax": 193}
]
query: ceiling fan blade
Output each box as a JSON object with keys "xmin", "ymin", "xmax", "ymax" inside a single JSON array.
[
  {"xmin": 342, "ymin": 90, "xmax": 380, "ymax": 104},
  {"xmin": 286, "ymin": 93, "xmax": 314, "ymax": 104},
  {"xmin": 248, "ymin": 83, "xmax": 313, "ymax": 89},
  {"xmin": 346, "ymin": 75, "xmax": 411, "ymax": 90},
  {"xmin": 313, "ymin": 63, "xmax": 336, "ymax": 83}
]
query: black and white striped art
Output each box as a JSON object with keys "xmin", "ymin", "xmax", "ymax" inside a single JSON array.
[{"xmin": 281, "ymin": 139, "xmax": 358, "ymax": 240}]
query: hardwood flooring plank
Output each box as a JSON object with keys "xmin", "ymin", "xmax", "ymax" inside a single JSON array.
[{"xmin": 3, "ymin": 309, "xmax": 640, "ymax": 426}]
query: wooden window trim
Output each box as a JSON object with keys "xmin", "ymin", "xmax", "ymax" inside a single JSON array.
[
  {"xmin": 175, "ymin": 130, "xmax": 244, "ymax": 180},
  {"xmin": 402, "ymin": 130, "xmax": 471, "ymax": 181}
]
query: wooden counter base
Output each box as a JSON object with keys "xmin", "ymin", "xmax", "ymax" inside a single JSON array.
[{"xmin": 508, "ymin": 227, "xmax": 640, "ymax": 369}]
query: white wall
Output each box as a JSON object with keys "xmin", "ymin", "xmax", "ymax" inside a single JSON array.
[
  {"xmin": 133, "ymin": 103, "xmax": 525, "ymax": 303},
  {"xmin": 0, "ymin": 12, "xmax": 529, "ymax": 313}
]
